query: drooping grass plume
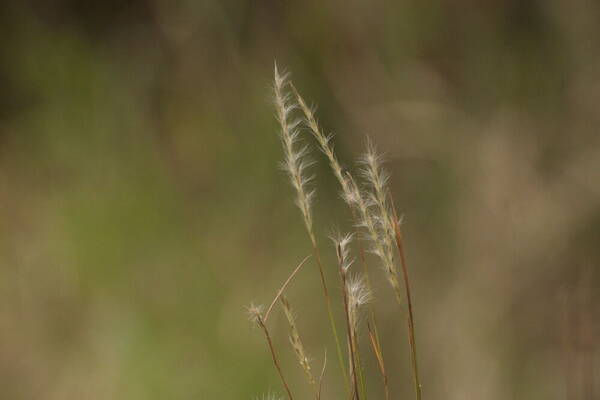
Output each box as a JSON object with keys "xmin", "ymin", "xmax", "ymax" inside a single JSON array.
[
  {"xmin": 280, "ymin": 295, "xmax": 317, "ymax": 397},
  {"xmin": 273, "ymin": 64, "xmax": 349, "ymax": 389}
]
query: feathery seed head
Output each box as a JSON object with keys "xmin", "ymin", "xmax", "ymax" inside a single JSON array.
[
  {"xmin": 360, "ymin": 141, "xmax": 390, "ymax": 201},
  {"xmin": 347, "ymin": 275, "xmax": 372, "ymax": 308},
  {"xmin": 273, "ymin": 65, "xmax": 315, "ymax": 235}
]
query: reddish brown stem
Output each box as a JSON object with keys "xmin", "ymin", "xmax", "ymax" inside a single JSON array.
[
  {"xmin": 257, "ymin": 315, "xmax": 294, "ymax": 400},
  {"xmin": 368, "ymin": 322, "xmax": 390, "ymax": 400},
  {"xmin": 392, "ymin": 205, "xmax": 422, "ymax": 400}
]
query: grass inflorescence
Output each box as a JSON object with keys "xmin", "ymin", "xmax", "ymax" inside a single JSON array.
[{"xmin": 248, "ymin": 63, "xmax": 422, "ymax": 400}]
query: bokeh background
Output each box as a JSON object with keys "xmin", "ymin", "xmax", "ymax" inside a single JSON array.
[{"xmin": 0, "ymin": 1, "xmax": 598, "ymax": 399}]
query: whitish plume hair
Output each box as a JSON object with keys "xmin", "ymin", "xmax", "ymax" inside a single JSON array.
[
  {"xmin": 346, "ymin": 274, "xmax": 372, "ymax": 332},
  {"xmin": 273, "ymin": 64, "xmax": 315, "ymax": 238},
  {"xmin": 331, "ymin": 232, "xmax": 355, "ymax": 273}
]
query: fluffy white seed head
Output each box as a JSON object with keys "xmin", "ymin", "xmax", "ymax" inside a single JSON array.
[{"xmin": 357, "ymin": 142, "xmax": 404, "ymax": 299}]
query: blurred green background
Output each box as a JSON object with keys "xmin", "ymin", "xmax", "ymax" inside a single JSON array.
[{"xmin": 0, "ymin": 1, "xmax": 598, "ymax": 399}]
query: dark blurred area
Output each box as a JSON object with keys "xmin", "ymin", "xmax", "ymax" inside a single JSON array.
[{"xmin": 0, "ymin": 1, "xmax": 598, "ymax": 399}]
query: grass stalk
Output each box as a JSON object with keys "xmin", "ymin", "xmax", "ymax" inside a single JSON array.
[
  {"xmin": 368, "ymin": 322, "xmax": 390, "ymax": 400},
  {"xmin": 318, "ymin": 350, "xmax": 327, "ymax": 400},
  {"xmin": 264, "ymin": 255, "xmax": 311, "ymax": 322},
  {"xmin": 256, "ymin": 312, "xmax": 294, "ymax": 400},
  {"xmin": 391, "ymin": 204, "xmax": 422, "ymax": 400},
  {"xmin": 311, "ymin": 236, "xmax": 350, "ymax": 391}
]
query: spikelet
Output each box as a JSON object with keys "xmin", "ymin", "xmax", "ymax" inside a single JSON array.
[
  {"xmin": 292, "ymin": 84, "xmax": 368, "ymax": 218},
  {"xmin": 273, "ymin": 64, "xmax": 315, "ymax": 239},
  {"xmin": 291, "ymin": 82, "xmax": 364, "ymax": 215},
  {"xmin": 346, "ymin": 274, "xmax": 372, "ymax": 332},
  {"xmin": 348, "ymin": 173, "xmax": 402, "ymax": 301},
  {"xmin": 280, "ymin": 295, "xmax": 317, "ymax": 393},
  {"xmin": 360, "ymin": 141, "xmax": 394, "ymax": 246},
  {"xmin": 291, "ymin": 85, "xmax": 348, "ymax": 195},
  {"xmin": 331, "ymin": 232, "xmax": 355, "ymax": 273},
  {"xmin": 359, "ymin": 142, "xmax": 403, "ymax": 302}
]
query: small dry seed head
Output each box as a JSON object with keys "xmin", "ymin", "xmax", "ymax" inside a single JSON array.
[
  {"xmin": 246, "ymin": 303, "xmax": 265, "ymax": 327},
  {"xmin": 280, "ymin": 295, "xmax": 316, "ymax": 389}
]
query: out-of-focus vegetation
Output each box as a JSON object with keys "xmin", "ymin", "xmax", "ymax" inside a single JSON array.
[{"xmin": 0, "ymin": 1, "xmax": 598, "ymax": 399}]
